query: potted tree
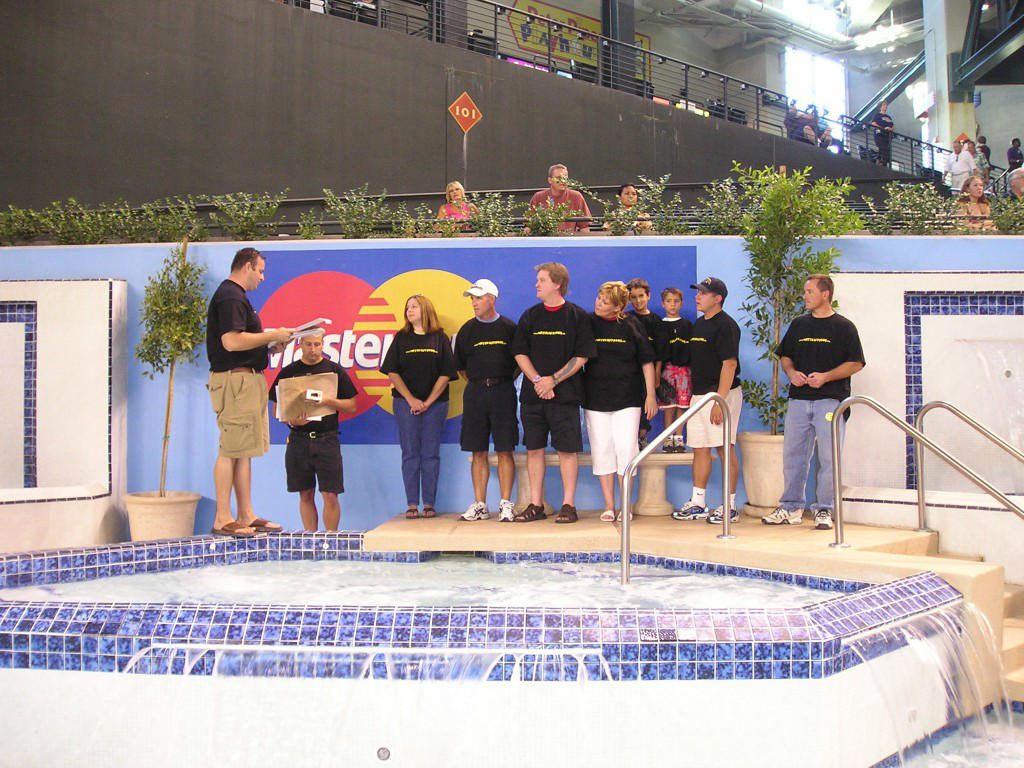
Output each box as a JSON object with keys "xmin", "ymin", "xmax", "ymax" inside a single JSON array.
[
  {"xmin": 125, "ymin": 238, "xmax": 207, "ymax": 540},
  {"xmin": 730, "ymin": 164, "xmax": 860, "ymax": 517}
]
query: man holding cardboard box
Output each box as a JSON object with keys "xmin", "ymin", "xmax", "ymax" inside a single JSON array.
[{"xmin": 269, "ymin": 330, "xmax": 358, "ymax": 531}]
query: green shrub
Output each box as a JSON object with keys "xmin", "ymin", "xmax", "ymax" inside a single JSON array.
[
  {"xmin": 468, "ymin": 192, "xmax": 520, "ymax": 237},
  {"xmin": 0, "ymin": 206, "xmax": 41, "ymax": 245},
  {"xmin": 863, "ymin": 182, "xmax": 958, "ymax": 235},
  {"xmin": 523, "ymin": 200, "xmax": 573, "ymax": 236},
  {"xmin": 209, "ymin": 190, "xmax": 287, "ymax": 240},
  {"xmin": 603, "ymin": 204, "xmax": 641, "ymax": 236},
  {"xmin": 990, "ymin": 196, "xmax": 1024, "ymax": 234},
  {"xmin": 323, "ymin": 184, "xmax": 390, "ymax": 239},
  {"xmin": 693, "ymin": 178, "xmax": 744, "ymax": 235},
  {"xmin": 39, "ymin": 198, "xmax": 119, "ymax": 244},
  {"xmin": 297, "ymin": 209, "xmax": 324, "ymax": 239},
  {"xmin": 140, "ymin": 197, "xmax": 207, "ymax": 242},
  {"xmin": 638, "ymin": 174, "xmax": 689, "ymax": 235}
]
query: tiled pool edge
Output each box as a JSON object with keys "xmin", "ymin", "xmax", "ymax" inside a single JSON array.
[{"xmin": 0, "ymin": 532, "xmax": 963, "ymax": 683}]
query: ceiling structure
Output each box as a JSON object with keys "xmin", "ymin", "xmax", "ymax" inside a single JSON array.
[{"xmin": 635, "ymin": 0, "xmax": 926, "ymax": 73}]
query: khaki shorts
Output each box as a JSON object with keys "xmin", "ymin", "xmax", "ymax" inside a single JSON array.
[
  {"xmin": 686, "ymin": 387, "xmax": 742, "ymax": 449},
  {"xmin": 208, "ymin": 370, "xmax": 270, "ymax": 459}
]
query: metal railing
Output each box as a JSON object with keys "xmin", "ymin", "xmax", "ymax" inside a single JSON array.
[
  {"xmin": 914, "ymin": 401, "xmax": 1024, "ymax": 531},
  {"xmin": 619, "ymin": 392, "xmax": 733, "ymax": 585},
  {"xmin": 830, "ymin": 396, "xmax": 1024, "ymax": 548},
  {"xmin": 282, "ymin": 0, "xmax": 955, "ymax": 179}
]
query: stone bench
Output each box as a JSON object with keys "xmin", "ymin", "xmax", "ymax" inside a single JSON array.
[{"xmin": 483, "ymin": 451, "xmax": 703, "ymax": 517}]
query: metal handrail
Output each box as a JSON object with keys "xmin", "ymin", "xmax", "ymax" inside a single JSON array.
[
  {"xmin": 619, "ymin": 392, "xmax": 733, "ymax": 584},
  {"xmin": 914, "ymin": 400, "xmax": 1024, "ymax": 531},
  {"xmin": 830, "ymin": 395, "xmax": 1024, "ymax": 548}
]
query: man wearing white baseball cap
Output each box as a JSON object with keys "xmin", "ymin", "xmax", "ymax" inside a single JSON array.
[{"xmin": 454, "ymin": 279, "xmax": 520, "ymax": 521}]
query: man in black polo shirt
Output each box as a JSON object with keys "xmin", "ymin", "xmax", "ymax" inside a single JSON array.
[
  {"xmin": 763, "ymin": 274, "xmax": 865, "ymax": 531},
  {"xmin": 269, "ymin": 330, "xmax": 358, "ymax": 531},
  {"xmin": 673, "ymin": 277, "xmax": 743, "ymax": 525},
  {"xmin": 511, "ymin": 262, "xmax": 596, "ymax": 524},
  {"xmin": 454, "ymin": 278, "xmax": 519, "ymax": 523},
  {"xmin": 870, "ymin": 100, "xmax": 894, "ymax": 167},
  {"xmin": 206, "ymin": 247, "xmax": 293, "ymax": 537}
]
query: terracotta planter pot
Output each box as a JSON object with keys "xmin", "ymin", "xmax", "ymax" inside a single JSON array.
[
  {"xmin": 737, "ymin": 432, "xmax": 785, "ymax": 518},
  {"xmin": 125, "ymin": 491, "xmax": 201, "ymax": 541}
]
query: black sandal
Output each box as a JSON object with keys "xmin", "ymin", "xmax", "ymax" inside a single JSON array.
[
  {"xmin": 422, "ymin": 506, "xmax": 437, "ymax": 518},
  {"xmin": 554, "ymin": 504, "xmax": 578, "ymax": 524},
  {"xmin": 405, "ymin": 507, "xmax": 419, "ymax": 519},
  {"xmin": 512, "ymin": 503, "xmax": 547, "ymax": 523}
]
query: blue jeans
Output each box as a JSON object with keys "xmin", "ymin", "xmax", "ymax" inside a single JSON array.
[
  {"xmin": 393, "ymin": 398, "xmax": 447, "ymax": 507},
  {"xmin": 779, "ymin": 399, "xmax": 845, "ymax": 513}
]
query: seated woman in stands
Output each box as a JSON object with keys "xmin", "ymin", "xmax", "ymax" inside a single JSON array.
[
  {"xmin": 437, "ymin": 181, "xmax": 477, "ymax": 227},
  {"xmin": 957, "ymin": 175, "xmax": 996, "ymax": 232},
  {"xmin": 603, "ymin": 183, "xmax": 652, "ymax": 233},
  {"xmin": 582, "ymin": 281, "xmax": 658, "ymax": 522}
]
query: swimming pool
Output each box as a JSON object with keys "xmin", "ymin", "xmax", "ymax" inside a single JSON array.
[{"xmin": 0, "ymin": 531, "xmax": 997, "ymax": 767}]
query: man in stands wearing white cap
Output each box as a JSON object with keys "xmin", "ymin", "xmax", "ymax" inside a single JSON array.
[{"xmin": 454, "ymin": 279, "xmax": 520, "ymax": 521}]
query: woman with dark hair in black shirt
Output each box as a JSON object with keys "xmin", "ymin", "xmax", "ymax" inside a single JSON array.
[
  {"xmin": 379, "ymin": 294, "xmax": 457, "ymax": 519},
  {"xmin": 583, "ymin": 281, "xmax": 658, "ymax": 522}
]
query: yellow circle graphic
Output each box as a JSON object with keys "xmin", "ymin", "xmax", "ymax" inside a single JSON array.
[{"xmin": 354, "ymin": 269, "xmax": 474, "ymax": 416}]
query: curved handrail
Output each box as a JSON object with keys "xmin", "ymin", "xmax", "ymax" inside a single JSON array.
[
  {"xmin": 619, "ymin": 392, "xmax": 733, "ymax": 584},
  {"xmin": 830, "ymin": 395, "xmax": 1024, "ymax": 548},
  {"xmin": 914, "ymin": 400, "xmax": 1024, "ymax": 531}
]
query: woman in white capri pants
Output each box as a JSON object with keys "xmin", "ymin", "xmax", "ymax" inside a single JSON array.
[{"xmin": 583, "ymin": 281, "xmax": 659, "ymax": 521}]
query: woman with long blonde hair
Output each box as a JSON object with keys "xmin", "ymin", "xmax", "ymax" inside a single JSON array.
[{"xmin": 380, "ymin": 294, "xmax": 458, "ymax": 518}]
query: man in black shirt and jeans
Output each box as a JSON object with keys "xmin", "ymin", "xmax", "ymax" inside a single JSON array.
[
  {"xmin": 763, "ymin": 274, "xmax": 865, "ymax": 530},
  {"xmin": 269, "ymin": 330, "xmax": 358, "ymax": 531},
  {"xmin": 511, "ymin": 262, "xmax": 596, "ymax": 524},
  {"xmin": 206, "ymin": 247, "xmax": 293, "ymax": 537},
  {"xmin": 673, "ymin": 277, "xmax": 743, "ymax": 525},
  {"xmin": 454, "ymin": 278, "xmax": 519, "ymax": 522}
]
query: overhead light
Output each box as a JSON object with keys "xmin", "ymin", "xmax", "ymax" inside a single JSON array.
[
  {"xmin": 700, "ymin": 70, "xmax": 708, "ymax": 78},
  {"xmin": 657, "ymin": 56, "xmax": 666, "ymax": 64},
  {"xmin": 853, "ymin": 23, "xmax": 909, "ymax": 50},
  {"xmin": 740, "ymin": 83, "xmax": 747, "ymax": 90}
]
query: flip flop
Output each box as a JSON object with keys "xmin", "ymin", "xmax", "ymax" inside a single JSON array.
[
  {"xmin": 405, "ymin": 508, "xmax": 420, "ymax": 519},
  {"xmin": 422, "ymin": 507, "xmax": 437, "ymax": 518},
  {"xmin": 245, "ymin": 517, "xmax": 282, "ymax": 533},
  {"xmin": 211, "ymin": 521, "xmax": 257, "ymax": 538}
]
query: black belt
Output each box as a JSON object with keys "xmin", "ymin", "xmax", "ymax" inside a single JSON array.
[
  {"xmin": 470, "ymin": 377, "xmax": 511, "ymax": 387},
  {"xmin": 291, "ymin": 429, "xmax": 337, "ymax": 440}
]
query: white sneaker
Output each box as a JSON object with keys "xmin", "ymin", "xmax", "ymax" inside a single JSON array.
[
  {"xmin": 497, "ymin": 499, "xmax": 515, "ymax": 523},
  {"xmin": 461, "ymin": 501, "xmax": 490, "ymax": 521},
  {"xmin": 762, "ymin": 507, "xmax": 803, "ymax": 526},
  {"xmin": 706, "ymin": 506, "xmax": 739, "ymax": 525},
  {"xmin": 813, "ymin": 510, "xmax": 834, "ymax": 530}
]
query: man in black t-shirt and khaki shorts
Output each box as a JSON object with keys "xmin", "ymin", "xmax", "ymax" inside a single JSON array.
[
  {"xmin": 511, "ymin": 263, "xmax": 597, "ymax": 524},
  {"xmin": 269, "ymin": 330, "xmax": 359, "ymax": 532},
  {"xmin": 206, "ymin": 247, "xmax": 293, "ymax": 537},
  {"xmin": 763, "ymin": 274, "xmax": 865, "ymax": 530},
  {"xmin": 673, "ymin": 277, "xmax": 743, "ymax": 526},
  {"xmin": 454, "ymin": 278, "xmax": 519, "ymax": 522}
]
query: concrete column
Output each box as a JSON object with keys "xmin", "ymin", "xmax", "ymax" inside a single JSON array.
[{"xmin": 922, "ymin": 0, "xmax": 976, "ymax": 146}]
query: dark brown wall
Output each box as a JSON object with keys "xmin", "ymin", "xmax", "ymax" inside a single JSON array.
[{"xmin": 0, "ymin": 0, "xmax": 904, "ymax": 207}]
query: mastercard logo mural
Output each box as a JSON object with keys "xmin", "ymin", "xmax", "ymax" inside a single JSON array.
[{"xmin": 259, "ymin": 269, "xmax": 474, "ymax": 424}]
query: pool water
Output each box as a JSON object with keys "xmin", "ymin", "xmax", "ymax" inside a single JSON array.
[
  {"xmin": 905, "ymin": 719, "xmax": 1024, "ymax": 766},
  {"xmin": 0, "ymin": 556, "xmax": 829, "ymax": 609}
]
